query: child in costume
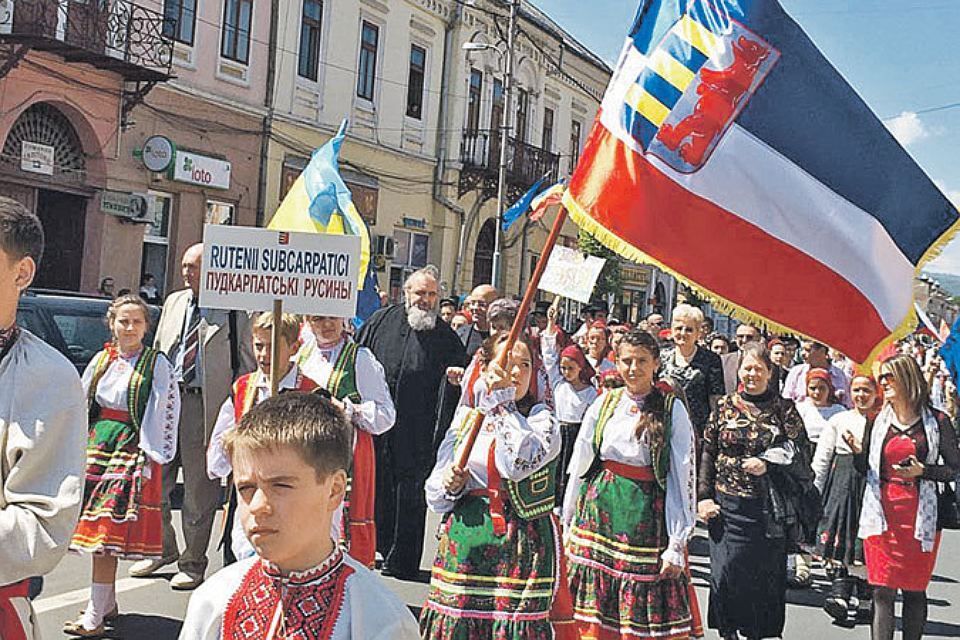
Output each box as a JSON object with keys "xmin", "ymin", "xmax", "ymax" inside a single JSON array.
[
  {"xmin": 180, "ymin": 393, "xmax": 419, "ymax": 639},
  {"xmin": 298, "ymin": 314, "xmax": 395, "ymax": 567},
  {"xmin": 563, "ymin": 329, "xmax": 699, "ymax": 640},
  {"xmin": 422, "ymin": 333, "xmax": 573, "ymax": 639},
  {"xmin": 208, "ymin": 312, "xmax": 319, "ymax": 562},
  {"xmin": 0, "ymin": 196, "xmax": 87, "ymax": 640},
  {"xmin": 65, "ymin": 295, "xmax": 179, "ymax": 636},
  {"xmin": 540, "ymin": 303, "xmax": 597, "ymax": 500}
]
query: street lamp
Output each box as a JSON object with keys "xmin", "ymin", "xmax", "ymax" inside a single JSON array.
[{"xmin": 461, "ymin": 0, "xmax": 517, "ymax": 291}]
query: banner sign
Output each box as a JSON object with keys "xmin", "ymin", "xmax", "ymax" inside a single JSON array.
[
  {"xmin": 173, "ymin": 150, "xmax": 231, "ymax": 189},
  {"xmin": 538, "ymin": 246, "xmax": 606, "ymax": 304},
  {"xmin": 200, "ymin": 225, "xmax": 361, "ymax": 316}
]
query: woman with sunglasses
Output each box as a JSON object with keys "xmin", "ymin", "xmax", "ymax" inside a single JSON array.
[{"xmin": 849, "ymin": 355, "xmax": 960, "ymax": 640}]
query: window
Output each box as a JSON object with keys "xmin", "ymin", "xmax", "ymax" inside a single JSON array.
[
  {"xmin": 570, "ymin": 119, "xmax": 583, "ymax": 169},
  {"xmin": 221, "ymin": 0, "xmax": 253, "ymax": 64},
  {"xmin": 467, "ymin": 69, "xmax": 483, "ymax": 132},
  {"xmin": 357, "ymin": 21, "xmax": 379, "ymax": 101},
  {"xmin": 162, "ymin": 0, "xmax": 197, "ymax": 45},
  {"xmin": 515, "ymin": 88, "xmax": 529, "ymax": 143},
  {"xmin": 142, "ymin": 192, "xmax": 172, "ymax": 296},
  {"xmin": 406, "ymin": 45, "xmax": 426, "ymax": 119},
  {"xmin": 298, "ymin": 0, "xmax": 323, "ymax": 80},
  {"xmin": 393, "ymin": 230, "xmax": 429, "ymax": 268},
  {"xmin": 542, "ymin": 107, "xmax": 554, "ymax": 152},
  {"xmin": 206, "ymin": 201, "xmax": 234, "ymax": 225}
]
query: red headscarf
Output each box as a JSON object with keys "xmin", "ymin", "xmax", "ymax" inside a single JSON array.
[
  {"xmin": 805, "ymin": 367, "xmax": 833, "ymax": 389},
  {"xmin": 560, "ymin": 343, "xmax": 596, "ymax": 386}
]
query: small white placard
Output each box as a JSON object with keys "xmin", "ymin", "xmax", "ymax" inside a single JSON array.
[
  {"xmin": 200, "ymin": 225, "xmax": 361, "ymax": 316},
  {"xmin": 21, "ymin": 141, "xmax": 54, "ymax": 175},
  {"xmin": 538, "ymin": 246, "xmax": 606, "ymax": 304}
]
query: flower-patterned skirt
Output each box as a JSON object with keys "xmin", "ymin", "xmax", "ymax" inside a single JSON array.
[
  {"xmin": 420, "ymin": 494, "xmax": 562, "ymax": 640},
  {"xmin": 567, "ymin": 467, "xmax": 697, "ymax": 640},
  {"xmin": 70, "ymin": 417, "xmax": 162, "ymax": 559}
]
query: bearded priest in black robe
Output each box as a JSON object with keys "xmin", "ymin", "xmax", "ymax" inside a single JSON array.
[{"xmin": 357, "ymin": 266, "xmax": 466, "ymax": 579}]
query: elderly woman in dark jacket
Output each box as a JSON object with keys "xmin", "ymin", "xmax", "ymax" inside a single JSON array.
[
  {"xmin": 849, "ymin": 354, "xmax": 960, "ymax": 640},
  {"xmin": 698, "ymin": 342, "xmax": 810, "ymax": 640}
]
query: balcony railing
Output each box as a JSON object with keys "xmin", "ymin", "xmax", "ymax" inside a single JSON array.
[
  {"xmin": 460, "ymin": 129, "xmax": 560, "ymax": 195},
  {"xmin": 0, "ymin": 0, "xmax": 173, "ymax": 81}
]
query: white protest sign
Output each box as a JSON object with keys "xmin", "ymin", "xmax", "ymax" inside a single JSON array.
[
  {"xmin": 200, "ymin": 225, "xmax": 360, "ymax": 316},
  {"xmin": 538, "ymin": 246, "xmax": 606, "ymax": 304}
]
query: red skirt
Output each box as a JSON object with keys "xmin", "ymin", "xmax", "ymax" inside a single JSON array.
[
  {"xmin": 864, "ymin": 481, "xmax": 941, "ymax": 591},
  {"xmin": 71, "ymin": 459, "xmax": 164, "ymax": 559}
]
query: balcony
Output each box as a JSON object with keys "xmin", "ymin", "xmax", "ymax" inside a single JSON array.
[
  {"xmin": 0, "ymin": 0, "xmax": 173, "ymax": 81},
  {"xmin": 459, "ymin": 129, "xmax": 560, "ymax": 201}
]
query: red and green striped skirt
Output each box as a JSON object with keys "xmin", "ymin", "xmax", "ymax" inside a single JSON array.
[
  {"xmin": 420, "ymin": 493, "xmax": 575, "ymax": 640},
  {"xmin": 566, "ymin": 465, "xmax": 700, "ymax": 640},
  {"xmin": 70, "ymin": 416, "xmax": 162, "ymax": 559}
]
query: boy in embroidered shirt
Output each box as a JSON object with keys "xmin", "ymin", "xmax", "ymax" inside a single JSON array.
[{"xmin": 181, "ymin": 392, "xmax": 419, "ymax": 640}]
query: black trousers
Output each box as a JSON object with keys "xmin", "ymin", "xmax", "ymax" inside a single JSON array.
[{"xmin": 375, "ymin": 432, "xmax": 429, "ymax": 576}]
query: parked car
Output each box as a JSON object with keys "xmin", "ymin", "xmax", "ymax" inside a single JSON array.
[{"xmin": 17, "ymin": 290, "xmax": 161, "ymax": 373}]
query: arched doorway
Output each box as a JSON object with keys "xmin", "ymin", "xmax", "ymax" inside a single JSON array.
[
  {"xmin": 1, "ymin": 103, "xmax": 88, "ymax": 291},
  {"xmin": 472, "ymin": 218, "xmax": 495, "ymax": 288}
]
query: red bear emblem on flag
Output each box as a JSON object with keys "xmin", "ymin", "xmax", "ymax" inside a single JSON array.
[{"xmin": 657, "ymin": 36, "xmax": 773, "ymax": 168}]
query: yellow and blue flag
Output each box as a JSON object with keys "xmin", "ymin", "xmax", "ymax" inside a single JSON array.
[{"xmin": 268, "ymin": 119, "xmax": 371, "ymax": 287}]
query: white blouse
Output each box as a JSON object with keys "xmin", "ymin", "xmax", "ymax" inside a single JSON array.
[
  {"xmin": 562, "ymin": 390, "xmax": 696, "ymax": 568},
  {"xmin": 425, "ymin": 387, "xmax": 560, "ymax": 514},
  {"xmin": 298, "ymin": 337, "xmax": 396, "ymax": 435},
  {"xmin": 812, "ymin": 408, "xmax": 867, "ymax": 492},
  {"xmin": 81, "ymin": 349, "xmax": 180, "ymax": 469},
  {"xmin": 541, "ymin": 331, "xmax": 599, "ymax": 423},
  {"xmin": 796, "ymin": 400, "xmax": 846, "ymax": 445}
]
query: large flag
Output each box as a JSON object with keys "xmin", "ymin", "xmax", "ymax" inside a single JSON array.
[
  {"xmin": 268, "ymin": 119, "xmax": 371, "ymax": 287},
  {"xmin": 562, "ymin": 0, "xmax": 959, "ymax": 364}
]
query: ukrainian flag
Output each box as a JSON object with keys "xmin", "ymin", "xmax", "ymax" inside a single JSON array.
[{"xmin": 268, "ymin": 119, "xmax": 371, "ymax": 287}]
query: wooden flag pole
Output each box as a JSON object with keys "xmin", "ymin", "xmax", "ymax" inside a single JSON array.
[
  {"xmin": 270, "ymin": 299, "xmax": 283, "ymax": 397},
  {"xmin": 454, "ymin": 205, "xmax": 569, "ymax": 471}
]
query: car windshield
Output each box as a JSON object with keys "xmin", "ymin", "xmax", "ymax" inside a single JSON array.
[{"xmin": 53, "ymin": 313, "xmax": 110, "ymax": 366}]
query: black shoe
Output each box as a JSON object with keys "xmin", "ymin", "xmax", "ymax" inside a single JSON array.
[
  {"xmin": 824, "ymin": 576, "xmax": 854, "ymax": 622},
  {"xmin": 854, "ymin": 578, "xmax": 873, "ymax": 624},
  {"xmin": 380, "ymin": 564, "xmax": 419, "ymax": 581}
]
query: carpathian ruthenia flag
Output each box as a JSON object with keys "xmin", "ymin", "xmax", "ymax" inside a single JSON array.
[{"xmin": 562, "ymin": 0, "xmax": 959, "ymax": 363}]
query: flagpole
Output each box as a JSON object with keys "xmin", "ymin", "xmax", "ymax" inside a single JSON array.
[
  {"xmin": 455, "ymin": 205, "xmax": 568, "ymax": 471},
  {"xmin": 491, "ymin": 0, "xmax": 517, "ymax": 290},
  {"xmin": 270, "ymin": 299, "xmax": 282, "ymax": 397}
]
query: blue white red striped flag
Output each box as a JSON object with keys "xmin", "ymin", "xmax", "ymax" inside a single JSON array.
[{"xmin": 562, "ymin": 0, "xmax": 959, "ymax": 364}]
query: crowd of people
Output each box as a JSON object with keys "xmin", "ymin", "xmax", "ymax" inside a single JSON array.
[{"xmin": 0, "ymin": 191, "xmax": 958, "ymax": 640}]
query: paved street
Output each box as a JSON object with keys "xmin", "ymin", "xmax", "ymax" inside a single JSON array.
[{"xmin": 36, "ymin": 509, "xmax": 960, "ymax": 639}]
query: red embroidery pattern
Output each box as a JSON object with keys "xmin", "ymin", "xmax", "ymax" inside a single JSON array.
[{"xmin": 223, "ymin": 549, "xmax": 354, "ymax": 640}]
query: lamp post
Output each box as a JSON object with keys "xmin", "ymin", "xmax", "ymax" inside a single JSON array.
[{"xmin": 462, "ymin": 0, "xmax": 517, "ymax": 290}]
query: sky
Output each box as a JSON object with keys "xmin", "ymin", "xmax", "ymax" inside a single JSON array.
[{"xmin": 535, "ymin": 0, "xmax": 960, "ymax": 273}]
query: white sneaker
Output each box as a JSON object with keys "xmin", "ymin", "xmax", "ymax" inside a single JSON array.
[
  {"xmin": 128, "ymin": 555, "xmax": 178, "ymax": 578},
  {"xmin": 170, "ymin": 571, "xmax": 204, "ymax": 591}
]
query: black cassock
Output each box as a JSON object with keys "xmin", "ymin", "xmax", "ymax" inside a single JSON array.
[{"xmin": 357, "ymin": 304, "xmax": 466, "ymax": 577}]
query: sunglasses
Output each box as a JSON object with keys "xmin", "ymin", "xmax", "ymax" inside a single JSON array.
[{"xmin": 878, "ymin": 372, "xmax": 895, "ymax": 383}]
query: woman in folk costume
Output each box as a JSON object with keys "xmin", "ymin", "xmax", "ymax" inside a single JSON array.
[
  {"xmin": 563, "ymin": 329, "xmax": 699, "ymax": 640},
  {"xmin": 65, "ymin": 295, "xmax": 179, "ymax": 636},
  {"xmin": 540, "ymin": 303, "xmax": 597, "ymax": 500},
  {"xmin": 851, "ymin": 355, "xmax": 960, "ymax": 640},
  {"xmin": 422, "ymin": 332, "xmax": 575, "ymax": 640},
  {"xmin": 298, "ymin": 314, "xmax": 395, "ymax": 568},
  {"xmin": 813, "ymin": 374, "xmax": 878, "ymax": 624}
]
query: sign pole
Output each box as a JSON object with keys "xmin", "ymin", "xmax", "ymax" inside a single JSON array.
[
  {"xmin": 455, "ymin": 205, "xmax": 569, "ymax": 471},
  {"xmin": 270, "ymin": 299, "xmax": 283, "ymax": 397}
]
